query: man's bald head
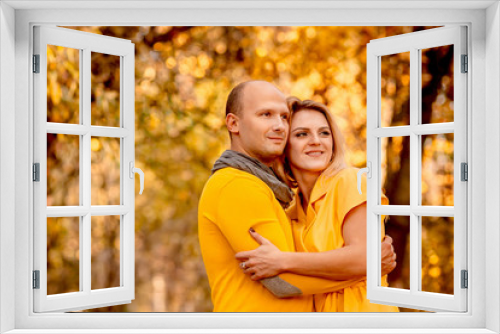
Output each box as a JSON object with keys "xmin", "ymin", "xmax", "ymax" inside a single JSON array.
[
  {"xmin": 224, "ymin": 80, "xmax": 290, "ymax": 164},
  {"xmin": 225, "ymin": 80, "xmax": 283, "ymax": 118}
]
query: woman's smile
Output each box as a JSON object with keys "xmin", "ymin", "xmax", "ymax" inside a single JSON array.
[{"xmin": 305, "ymin": 150, "xmax": 324, "ymax": 157}]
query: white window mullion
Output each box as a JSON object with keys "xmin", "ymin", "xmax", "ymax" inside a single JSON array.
[
  {"xmin": 46, "ymin": 123, "xmax": 131, "ymax": 138},
  {"xmin": 373, "ymin": 206, "xmax": 454, "ymax": 217},
  {"xmin": 409, "ymin": 46, "xmax": 420, "ymax": 296},
  {"xmin": 119, "ymin": 53, "xmax": 124, "ymax": 286},
  {"xmin": 373, "ymin": 126, "xmax": 412, "ymax": 137},
  {"xmin": 412, "ymin": 206, "xmax": 454, "ymax": 217},
  {"xmin": 372, "ymin": 205, "xmax": 411, "ymax": 215},
  {"xmin": 91, "ymin": 126, "xmax": 130, "ymax": 138},
  {"xmin": 90, "ymin": 206, "xmax": 129, "ymax": 216},
  {"xmin": 82, "ymin": 211, "xmax": 91, "ymax": 295},
  {"xmin": 373, "ymin": 123, "xmax": 454, "ymax": 138},
  {"xmin": 82, "ymin": 46, "xmax": 92, "ymax": 296},
  {"xmin": 47, "ymin": 123, "xmax": 87, "ymax": 135},
  {"xmin": 46, "ymin": 206, "xmax": 129, "ymax": 217},
  {"xmin": 366, "ymin": 46, "xmax": 380, "ymax": 296},
  {"xmin": 46, "ymin": 207, "xmax": 87, "ymax": 217},
  {"xmin": 416, "ymin": 45, "xmax": 424, "ymax": 294},
  {"xmin": 78, "ymin": 47, "xmax": 85, "ymax": 294},
  {"xmin": 412, "ymin": 123, "xmax": 454, "ymax": 135},
  {"xmin": 122, "ymin": 47, "xmax": 135, "ymax": 294}
]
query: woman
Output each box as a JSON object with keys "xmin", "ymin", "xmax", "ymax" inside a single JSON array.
[{"xmin": 235, "ymin": 97, "xmax": 399, "ymax": 312}]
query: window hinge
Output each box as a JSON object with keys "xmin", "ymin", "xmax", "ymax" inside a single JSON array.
[
  {"xmin": 33, "ymin": 55, "xmax": 40, "ymax": 73},
  {"xmin": 461, "ymin": 54, "xmax": 468, "ymax": 73},
  {"xmin": 461, "ymin": 162, "xmax": 468, "ymax": 181},
  {"xmin": 33, "ymin": 54, "xmax": 40, "ymax": 73},
  {"xmin": 33, "ymin": 163, "xmax": 40, "ymax": 182},
  {"xmin": 33, "ymin": 270, "xmax": 40, "ymax": 289},
  {"xmin": 461, "ymin": 270, "xmax": 468, "ymax": 289}
]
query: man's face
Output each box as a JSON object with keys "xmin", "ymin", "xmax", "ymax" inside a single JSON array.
[{"xmin": 229, "ymin": 82, "xmax": 290, "ymax": 165}]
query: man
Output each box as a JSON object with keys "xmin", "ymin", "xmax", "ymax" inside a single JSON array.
[{"xmin": 198, "ymin": 81, "xmax": 394, "ymax": 312}]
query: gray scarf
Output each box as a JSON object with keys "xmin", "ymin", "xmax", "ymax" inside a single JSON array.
[{"xmin": 211, "ymin": 150, "xmax": 294, "ymax": 208}]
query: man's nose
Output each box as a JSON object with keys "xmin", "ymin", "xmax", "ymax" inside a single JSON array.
[{"xmin": 272, "ymin": 116, "xmax": 286, "ymax": 132}]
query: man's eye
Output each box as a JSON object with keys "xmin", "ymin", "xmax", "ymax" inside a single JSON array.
[
  {"xmin": 262, "ymin": 112, "xmax": 271, "ymax": 117},
  {"xmin": 281, "ymin": 114, "xmax": 289, "ymax": 120}
]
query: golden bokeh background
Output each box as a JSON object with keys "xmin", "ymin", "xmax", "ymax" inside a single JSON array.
[{"xmin": 45, "ymin": 26, "xmax": 454, "ymax": 312}]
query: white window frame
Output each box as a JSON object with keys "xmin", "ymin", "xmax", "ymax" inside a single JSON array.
[{"xmin": 0, "ymin": 1, "xmax": 498, "ymax": 333}]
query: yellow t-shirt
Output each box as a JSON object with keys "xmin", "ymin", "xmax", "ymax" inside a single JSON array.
[
  {"xmin": 286, "ymin": 167, "xmax": 399, "ymax": 312},
  {"xmin": 198, "ymin": 167, "xmax": 362, "ymax": 312}
]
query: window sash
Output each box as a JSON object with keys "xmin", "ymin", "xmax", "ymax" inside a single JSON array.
[
  {"xmin": 32, "ymin": 25, "xmax": 136, "ymax": 313},
  {"xmin": 366, "ymin": 25, "xmax": 468, "ymax": 312}
]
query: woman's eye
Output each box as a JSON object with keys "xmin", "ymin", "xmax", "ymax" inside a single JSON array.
[
  {"xmin": 262, "ymin": 112, "xmax": 271, "ymax": 117},
  {"xmin": 320, "ymin": 131, "xmax": 331, "ymax": 136},
  {"xmin": 296, "ymin": 132, "xmax": 307, "ymax": 137}
]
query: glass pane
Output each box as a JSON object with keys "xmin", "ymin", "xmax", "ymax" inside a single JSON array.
[
  {"xmin": 91, "ymin": 52, "xmax": 120, "ymax": 127},
  {"xmin": 381, "ymin": 136, "xmax": 410, "ymax": 205},
  {"xmin": 421, "ymin": 216, "xmax": 454, "ymax": 294},
  {"xmin": 91, "ymin": 215, "xmax": 121, "ymax": 290},
  {"xmin": 91, "ymin": 137, "xmax": 120, "ymax": 205},
  {"xmin": 380, "ymin": 52, "xmax": 410, "ymax": 127},
  {"xmin": 384, "ymin": 215, "xmax": 410, "ymax": 290},
  {"xmin": 421, "ymin": 45, "xmax": 454, "ymax": 124},
  {"xmin": 47, "ymin": 45, "xmax": 80, "ymax": 123},
  {"xmin": 47, "ymin": 217, "xmax": 80, "ymax": 295},
  {"xmin": 421, "ymin": 133, "xmax": 454, "ymax": 206},
  {"xmin": 47, "ymin": 134, "xmax": 79, "ymax": 206}
]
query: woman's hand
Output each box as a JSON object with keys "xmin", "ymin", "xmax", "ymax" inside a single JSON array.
[
  {"xmin": 235, "ymin": 228, "xmax": 287, "ymax": 280},
  {"xmin": 381, "ymin": 235, "xmax": 397, "ymax": 276}
]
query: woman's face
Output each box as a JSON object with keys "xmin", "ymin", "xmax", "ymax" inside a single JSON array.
[{"xmin": 286, "ymin": 109, "xmax": 333, "ymax": 176}]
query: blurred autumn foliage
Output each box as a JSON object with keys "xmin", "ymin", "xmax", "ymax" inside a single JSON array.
[{"xmin": 46, "ymin": 26, "xmax": 454, "ymax": 312}]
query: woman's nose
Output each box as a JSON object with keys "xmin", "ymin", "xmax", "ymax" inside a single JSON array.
[{"xmin": 309, "ymin": 134, "xmax": 320, "ymax": 144}]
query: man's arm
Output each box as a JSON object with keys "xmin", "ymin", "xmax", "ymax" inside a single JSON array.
[{"xmin": 217, "ymin": 178, "xmax": 363, "ymax": 298}]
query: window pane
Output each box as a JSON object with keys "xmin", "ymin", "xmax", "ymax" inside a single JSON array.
[
  {"xmin": 421, "ymin": 216, "xmax": 454, "ymax": 294},
  {"xmin": 91, "ymin": 52, "xmax": 120, "ymax": 127},
  {"xmin": 47, "ymin": 45, "xmax": 80, "ymax": 124},
  {"xmin": 421, "ymin": 133, "xmax": 454, "ymax": 206},
  {"xmin": 384, "ymin": 215, "xmax": 410, "ymax": 290},
  {"xmin": 381, "ymin": 136, "xmax": 410, "ymax": 205},
  {"xmin": 91, "ymin": 215, "xmax": 121, "ymax": 290},
  {"xmin": 421, "ymin": 45, "xmax": 454, "ymax": 124},
  {"xmin": 91, "ymin": 137, "xmax": 120, "ymax": 205},
  {"xmin": 47, "ymin": 217, "xmax": 80, "ymax": 295},
  {"xmin": 380, "ymin": 52, "xmax": 410, "ymax": 127},
  {"xmin": 47, "ymin": 134, "xmax": 79, "ymax": 206}
]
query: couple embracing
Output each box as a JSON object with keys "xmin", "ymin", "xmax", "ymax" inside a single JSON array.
[{"xmin": 198, "ymin": 80, "xmax": 399, "ymax": 312}]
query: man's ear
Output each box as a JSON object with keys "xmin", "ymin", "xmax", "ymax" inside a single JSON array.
[{"xmin": 226, "ymin": 113, "xmax": 239, "ymax": 136}]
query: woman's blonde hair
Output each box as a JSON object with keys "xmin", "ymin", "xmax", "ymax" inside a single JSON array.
[{"xmin": 274, "ymin": 96, "xmax": 347, "ymax": 188}]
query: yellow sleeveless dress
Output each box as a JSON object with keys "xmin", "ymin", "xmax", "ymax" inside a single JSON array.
[{"xmin": 286, "ymin": 168, "xmax": 399, "ymax": 312}]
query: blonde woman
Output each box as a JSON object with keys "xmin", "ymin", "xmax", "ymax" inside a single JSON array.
[{"xmin": 235, "ymin": 97, "xmax": 399, "ymax": 312}]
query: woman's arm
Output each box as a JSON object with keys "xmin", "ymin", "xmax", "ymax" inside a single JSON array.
[
  {"xmin": 236, "ymin": 204, "xmax": 397, "ymax": 281},
  {"xmin": 284, "ymin": 203, "xmax": 370, "ymax": 279}
]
